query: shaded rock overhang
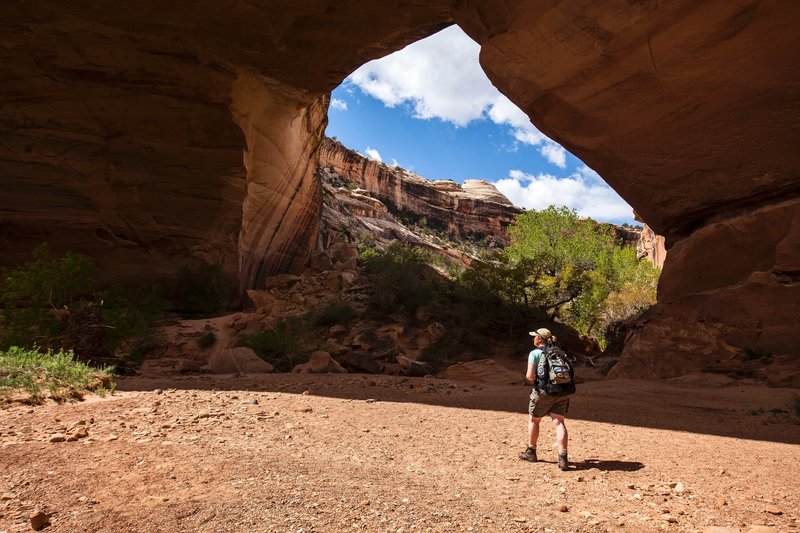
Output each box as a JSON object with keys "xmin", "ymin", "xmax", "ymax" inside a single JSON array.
[{"xmin": 1, "ymin": 0, "xmax": 799, "ymax": 372}]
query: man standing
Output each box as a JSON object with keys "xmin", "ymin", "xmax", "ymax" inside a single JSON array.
[{"xmin": 519, "ymin": 327, "xmax": 570, "ymax": 470}]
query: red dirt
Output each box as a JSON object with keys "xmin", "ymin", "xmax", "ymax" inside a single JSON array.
[{"xmin": 2, "ymin": 373, "xmax": 799, "ymax": 532}]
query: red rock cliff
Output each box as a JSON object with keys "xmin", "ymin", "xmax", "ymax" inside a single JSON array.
[{"xmin": 318, "ymin": 138, "xmax": 522, "ymax": 244}]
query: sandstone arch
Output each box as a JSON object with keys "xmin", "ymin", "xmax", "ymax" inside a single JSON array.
[{"xmin": 1, "ymin": 1, "xmax": 798, "ymax": 375}]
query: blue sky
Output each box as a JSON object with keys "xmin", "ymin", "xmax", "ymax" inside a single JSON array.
[{"xmin": 325, "ymin": 26, "xmax": 637, "ymax": 226}]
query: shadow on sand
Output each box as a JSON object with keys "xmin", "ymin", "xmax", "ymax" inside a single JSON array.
[{"xmin": 115, "ymin": 373, "xmax": 800, "ymax": 445}]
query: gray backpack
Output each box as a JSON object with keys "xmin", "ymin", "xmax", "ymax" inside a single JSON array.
[{"xmin": 535, "ymin": 345, "xmax": 576, "ymax": 397}]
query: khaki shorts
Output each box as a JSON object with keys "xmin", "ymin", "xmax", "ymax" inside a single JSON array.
[{"xmin": 528, "ymin": 389, "xmax": 569, "ymax": 418}]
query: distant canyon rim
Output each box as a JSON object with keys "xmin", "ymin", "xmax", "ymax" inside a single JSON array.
[{"xmin": 1, "ymin": 1, "xmax": 798, "ymax": 376}]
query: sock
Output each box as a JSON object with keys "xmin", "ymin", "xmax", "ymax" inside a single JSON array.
[
  {"xmin": 527, "ymin": 445, "xmax": 536, "ymax": 451},
  {"xmin": 558, "ymin": 448, "xmax": 568, "ymax": 457}
]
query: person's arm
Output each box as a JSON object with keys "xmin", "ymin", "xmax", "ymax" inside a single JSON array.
[{"xmin": 525, "ymin": 363, "xmax": 536, "ymax": 382}]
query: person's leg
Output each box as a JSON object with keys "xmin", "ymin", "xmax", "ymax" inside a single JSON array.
[
  {"xmin": 528, "ymin": 416, "xmax": 542, "ymax": 448},
  {"xmin": 519, "ymin": 415, "xmax": 541, "ymax": 461},
  {"xmin": 550, "ymin": 413, "xmax": 569, "ymax": 470}
]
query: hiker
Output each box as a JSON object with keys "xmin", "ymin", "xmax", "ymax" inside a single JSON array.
[{"xmin": 519, "ymin": 327, "xmax": 572, "ymax": 471}]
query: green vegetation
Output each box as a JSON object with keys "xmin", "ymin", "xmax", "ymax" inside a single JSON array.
[
  {"xmin": 503, "ymin": 206, "xmax": 659, "ymax": 345},
  {"xmin": 172, "ymin": 262, "xmax": 230, "ymax": 318},
  {"xmin": 357, "ymin": 206, "xmax": 659, "ymax": 355},
  {"xmin": 359, "ymin": 242, "xmax": 438, "ymax": 317},
  {"xmin": 309, "ymin": 301, "xmax": 359, "ymax": 328},
  {"xmin": 198, "ymin": 330, "xmax": 217, "ymax": 350},
  {"xmin": 239, "ymin": 316, "xmax": 310, "ymax": 372},
  {"xmin": 0, "ymin": 243, "xmax": 99, "ymax": 350},
  {"xmin": 0, "ymin": 346, "xmax": 115, "ymax": 403}
]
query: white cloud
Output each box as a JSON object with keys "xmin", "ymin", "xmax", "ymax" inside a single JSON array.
[
  {"xmin": 330, "ymin": 98, "xmax": 348, "ymax": 111},
  {"xmin": 540, "ymin": 143, "xmax": 567, "ymax": 168},
  {"xmin": 389, "ymin": 158, "xmax": 401, "ymax": 168},
  {"xmin": 494, "ymin": 165, "xmax": 634, "ymax": 223},
  {"xmin": 346, "ymin": 25, "xmax": 566, "ymax": 166},
  {"xmin": 364, "ymin": 147, "xmax": 382, "ymax": 162}
]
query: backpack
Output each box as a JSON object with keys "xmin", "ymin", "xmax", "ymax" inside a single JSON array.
[{"xmin": 535, "ymin": 345, "xmax": 576, "ymax": 397}]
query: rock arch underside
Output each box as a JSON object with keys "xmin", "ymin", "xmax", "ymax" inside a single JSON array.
[{"xmin": 2, "ymin": 0, "xmax": 799, "ymax": 377}]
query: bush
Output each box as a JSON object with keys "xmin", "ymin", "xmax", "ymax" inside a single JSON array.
[
  {"xmin": 309, "ymin": 301, "xmax": 359, "ymax": 328},
  {"xmin": 198, "ymin": 331, "xmax": 217, "ymax": 350},
  {"xmin": 0, "ymin": 243, "xmax": 99, "ymax": 350},
  {"xmin": 0, "ymin": 346, "xmax": 115, "ymax": 403},
  {"xmin": 360, "ymin": 242, "xmax": 437, "ymax": 317},
  {"xmin": 239, "ymin": 316, "xmax": 309, "ymax": 372},
  {"xmin": 172, "ymin": 262, "xmax": 230, "ymax": 318}
]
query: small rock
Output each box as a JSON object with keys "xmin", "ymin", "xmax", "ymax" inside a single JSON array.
[
  {"xmin": 673, "ymin": 482, "xmax": 685, "ymax": 494},
  {"xmin": 716, "ymin": 497, "xmax": 728, "ymax": 506},
  {"xmin": 0, "ymin": 493, "xmax": 16, "ymax": 500},
  {"xmin": 558, "ymin": 503, "xmax": 569, "ymax": 512},
  {"xmin": 365, "ymin": 399, "xmax": 377, "ymax": 403},
  {"xmin": 294, "ymin": 407, "xmax": 313, "ymax": 413},
  {"xmin": 302, "ymin": 390, "xmax": 311, "ymax": 396},
  {"xmin": 105, "ymin": 435, "xmax": 119, "ymax": 442},
  {"xmin": 49, "ymin": 433, "xmax": 66, "ymax": 443},
  {"xmin": 513, "ymin": 517, "xmax": 527, "ymax": 523},
  {"xmin": 248, "ymin": 399, "xmax": 258, "ymax": 405},
  {"xmin": 154, "ymin": 389, "xmax": 163, "ymax": 395},
  {"xmin": 662, "ymin": 514, "xmax": 678, "ymax": 523},
  {"xmin": 764, "ymin": 505, "xmax": 783, "ymax": 515},
  {"xmin": 626, "ymin": 483, "xmax": 636, "ymax": 489},
  {"xmin": 30, "ymin": 510, "xmax": 50, "ymax": 531}
]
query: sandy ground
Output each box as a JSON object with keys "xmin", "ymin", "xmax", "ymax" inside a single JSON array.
[{"xmin": 1, "ymin": 372, "xmax": 799, "ymax": 533}]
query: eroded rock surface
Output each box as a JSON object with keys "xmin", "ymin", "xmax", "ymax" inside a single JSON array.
[{"xmin": 319, "ymin": 138, "xmax": 522, "ymax": 245}]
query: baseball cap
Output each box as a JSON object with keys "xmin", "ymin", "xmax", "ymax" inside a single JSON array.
[{"xmin": 528, "ymin": 328, "xmax": 552, "ymax": 340}]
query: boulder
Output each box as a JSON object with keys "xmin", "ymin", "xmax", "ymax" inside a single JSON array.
[
  {"xmin": 208, "ymin": 347, "xmax": 273, "ymax": 374},
  {"xmin": 336, "ymin": 351, "xmax": 382, "ymax": 374},
  {"xmin": 397, "ymin": 355, "xmax": 436, "ymax": 377},
  {"xmin": 443, "ymin": 359, "xmax": 524, "ymax": 385},
  {"xmin": 293, "ymin": 351, "xmax": 347, "ymax": 374}
]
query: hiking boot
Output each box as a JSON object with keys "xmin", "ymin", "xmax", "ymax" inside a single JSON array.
[
  {"xmin": 518, "ymin": 447, "xmax": 537, "ymax": 462},
  {"xmin": 558, "ymin": 453, "xmax": 569, "ymax": 471}
]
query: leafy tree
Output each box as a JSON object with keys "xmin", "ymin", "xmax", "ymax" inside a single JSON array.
[{"xmin": 503, "ymin": 206, "xmax": 659, "ymax": 343}]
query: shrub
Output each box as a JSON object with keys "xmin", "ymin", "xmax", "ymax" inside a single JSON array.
[
  {"xmin": 172, "ymin": 262, "xmax": 230, "ymax": 317},
  {"xmin": 309, "ymin": 301, "xmax": 358, "ymax": 328},
  {"xmin": 360, "ymin": 242, "xmax": 436, "ymax": 316},
  {"xmin": 198, "ymin": 330, "xmax": 217, "ymax": 350},
  {"xmin": 0, "ymin": 346, "xmax": 115, "ymax": 404},
  {"xmin": 239, "ymin": 316, "xmax": 309, "ymax": 372},
  {"xmin": 0, "ymin": 243, "xmax": 99, "ymax": 350}
]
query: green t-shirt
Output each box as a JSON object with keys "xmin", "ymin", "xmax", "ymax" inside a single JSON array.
[{"xmin": 528, "ymin": 348, "xmax": 544, "ymax": 367}]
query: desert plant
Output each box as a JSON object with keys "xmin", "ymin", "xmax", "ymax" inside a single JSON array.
[
  {"xmin": 0, "ymin": 346, "xmax": 115, "ymax": 404},
  {"xmin": 239, "ymin": 316, "xmax": 309, "ymax": 372},
  {"xmin": 360, "ymin": 242, "xmax": 436, "ymax": 316},
  {"xmin": 198, "ymin": 330, "xmax": 217, "ymax": 350},
  {"xmin": 309, "ymin": 301, "xmax": 359, "ymax": 328},
  {"xmin": 0, "ymin": 244, "xmax": 100, "ymax": 350},
  {"xmin": 172, "ymin": 261, "xmax": 230, "ymax": 318}
]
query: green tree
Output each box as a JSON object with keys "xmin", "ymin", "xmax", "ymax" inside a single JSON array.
[{"xmin": 503, "ymin": 206, "xmax": 659, "ymax": 343}]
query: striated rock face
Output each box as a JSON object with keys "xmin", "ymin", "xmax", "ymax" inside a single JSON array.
[
  {"xmin": 318, "ymin": 138, "xmax": 522, "ymax": 244},
  {"xmin": 0, "ymin": 1, "xmax": 453, "ymax": 290},
  {"xmin": 2, "ymin": 1, "xmax": 799, "ymax": 375}
]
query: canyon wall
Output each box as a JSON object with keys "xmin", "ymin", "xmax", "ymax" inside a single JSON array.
[
  {"xmin": 0, "ymin": 1, "xmax": 452, "ymax": 290},
  {"xmin": 1, "ymin": 1, "xmax": 798, "ymax": 373},
  {"xmin": 319, "ymin": 139, "xmax": 522, "ymax": 244}
]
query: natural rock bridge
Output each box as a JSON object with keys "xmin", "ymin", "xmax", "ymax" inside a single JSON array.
[{"xmin": 1, "ymin": 0, "xmax": 798, "ymax": 376}]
